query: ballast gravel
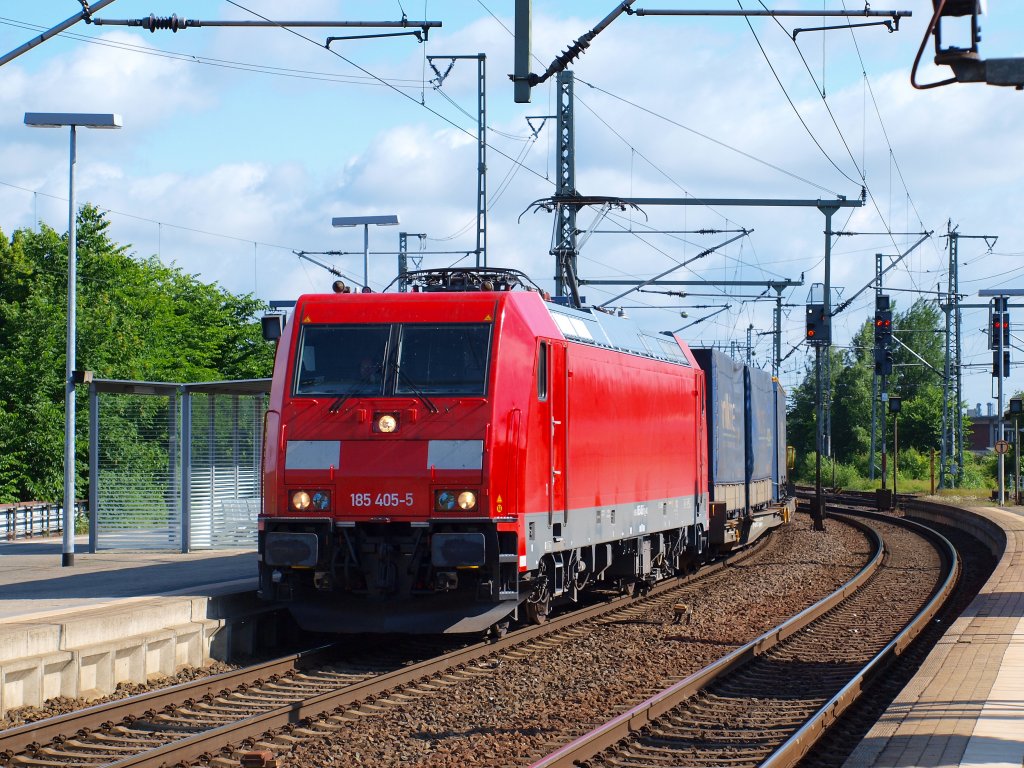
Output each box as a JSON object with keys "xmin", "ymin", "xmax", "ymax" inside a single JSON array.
[{"xmin": 280, "ymin": 517, "xmax": 868, "ymax": 768}]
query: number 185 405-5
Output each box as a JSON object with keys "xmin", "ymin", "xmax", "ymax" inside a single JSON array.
[{"xmin": 351, "ymin": 492, "xmax": 414, "ymax": 508}]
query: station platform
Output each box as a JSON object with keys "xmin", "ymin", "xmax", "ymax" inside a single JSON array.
[
  {"xmin": 0, "ymin": 537, "xmax": 275, "ymax": 717},
  {"xmin": 845, "ymin": 503, "xmax": 1024, "ymax": 768}
]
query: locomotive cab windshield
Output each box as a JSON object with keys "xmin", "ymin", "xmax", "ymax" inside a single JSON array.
[{"xmin": 293, "ymin": 322, "xmax": 492, "ymax": 400}]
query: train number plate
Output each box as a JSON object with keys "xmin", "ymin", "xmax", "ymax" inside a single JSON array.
[{"xmin": 350, "ymin": 492, "xmax": 415, "ymax": 508}]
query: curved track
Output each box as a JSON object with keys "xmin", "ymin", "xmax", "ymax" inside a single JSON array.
[{"xmin": 531, "ymin": 508, "xmax": 957, "ymax": 768}]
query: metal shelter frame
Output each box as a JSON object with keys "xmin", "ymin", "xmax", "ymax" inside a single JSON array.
[{"xmin": 88, "ymin": 378, "xmax": 270, "ymax": 553}]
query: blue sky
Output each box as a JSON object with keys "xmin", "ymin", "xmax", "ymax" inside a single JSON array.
[{"xmin": 2, "ymin": 1, "xmax": 1023, "ymax": 408}]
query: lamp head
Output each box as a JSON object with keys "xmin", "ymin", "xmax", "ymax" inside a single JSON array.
[{"xmin": 25, "ymin": 112, "xmax": 122, "ymax": 129}]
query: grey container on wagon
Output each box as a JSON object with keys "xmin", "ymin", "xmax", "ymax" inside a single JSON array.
[
  {"xmin": 692, "ymin": 349, "xmax": 746, "ymax": 516},
  {"xmin": 745, "ymin": 364, "xmax": 776, "ymax": 509},
  {"xmin": 693, "ymin": 349, "xmax": 793, "ymax": 552}
]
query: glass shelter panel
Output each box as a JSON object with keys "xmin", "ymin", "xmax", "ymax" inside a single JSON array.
[
  {"xmin": 94, "ymin": 391, "xmax": 181, "ymax": 550},
  {"xmin": 90, "ymin": 380, "xmax": 269, "ymax": 551}
]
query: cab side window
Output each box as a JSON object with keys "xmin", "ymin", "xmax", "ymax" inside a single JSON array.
[{"xmin": 537, "ymin": 341, "xmax": 549, "ymax": 401}]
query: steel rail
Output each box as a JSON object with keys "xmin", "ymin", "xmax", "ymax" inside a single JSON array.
[
  {"xmin": 761, "ymin": 508, "xmax": 959, "ymax": 767},
  {"xmin": 528, "ymin": 514, "xmax": 883, "ymax": 767},
  {"xmin": 2, "ymin": 537, "xmax": 771, "ymax": 768},
  {"xmin": 106, "ymin": 542, "xmax": 767, "ymax": 768},
  {"xmin": 0, "ymin": 644, "xmax": 340, "ymax": 756}
]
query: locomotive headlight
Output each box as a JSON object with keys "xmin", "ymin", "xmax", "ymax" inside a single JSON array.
[
  {"xmin": 377, "ymin": 413, "xmax": 398, "ymax": 433},
  {"xmin": 291, "ymin": 490, "xmax": 312, "ymax": 511},
  {"xmin": 435, "ymin": 489, "xmax": 479, "ymax": 512}
]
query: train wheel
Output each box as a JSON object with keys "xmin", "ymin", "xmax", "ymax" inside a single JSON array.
[
  {"xmin": 489, "ymin": 620, "xmax": 510, "ymax": 640},
  {"xmin": 525, "ymin": 563, "xmax": 552, "ymax": 624},
  {"xmin": 524, "ymin": 592, "xmax": 550, "ymax": 624}
]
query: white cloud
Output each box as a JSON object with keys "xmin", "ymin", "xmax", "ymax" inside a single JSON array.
[{"xmin": 2, "ymin": 1, "xmax": 1024, "ymax": 405}]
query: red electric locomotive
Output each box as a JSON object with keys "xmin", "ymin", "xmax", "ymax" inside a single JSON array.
[{"xmin": 258, "ymin": 268, "xmax": 711, "ymax": 634}]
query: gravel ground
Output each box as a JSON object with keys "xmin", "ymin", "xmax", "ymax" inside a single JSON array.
[
  {"xmin": 278, "ymin": 516, "xmax": 868, "ymax": 768},
  {"xmin": 0, "ymin": 661, "xmax": 238, "ymax": 730}
]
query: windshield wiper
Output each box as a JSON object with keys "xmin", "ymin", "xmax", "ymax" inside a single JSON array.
[
  {"xmin": 327, "ymin": 362, "xmax": 384, "ymax": 413},
  {"xmin": 392, "ymin": 362, "xmax": 438, "ymax": 414},
  {"xmin": 327, "ymin": 391, "xmax": 355, "ymax": 414}
]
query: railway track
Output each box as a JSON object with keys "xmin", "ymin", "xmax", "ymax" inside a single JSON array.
[
  {"xmin": 530, "ymin": 507, "xmax": 957, "ymax": 768},
  {"xmin": 0, "ymin": 536, "xmax": 776, "ymax": 768},
  {"xmin": 0, "ymin": 639, "xmax": 461, "ymax": 767}
]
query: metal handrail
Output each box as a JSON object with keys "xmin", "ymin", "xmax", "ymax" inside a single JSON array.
[{"xmin": 0, "ymin": 501, "xmax": 85, "ymax": 540}]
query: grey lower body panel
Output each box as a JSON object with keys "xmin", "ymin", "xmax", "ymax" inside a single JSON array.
[{"xmin": 522, "ymin": 493, "xmax": 709, "ymax": 570}]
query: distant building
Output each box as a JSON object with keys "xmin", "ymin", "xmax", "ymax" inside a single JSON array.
[{"xmin": 967, "ymin": 402, "xmax": 1000, "ymax": 454}]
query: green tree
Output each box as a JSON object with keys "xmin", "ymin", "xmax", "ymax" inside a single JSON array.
[
  {"xmin": 828, "ymin": 320, "xmax": 874, "ymax": 462},
  {"xmin": 0, "ymin": 207, "xmax": 273, "ymax": 502},
  {"xmin": 892, "ymin": 299, "xmax": 944, "ymax": 401}
]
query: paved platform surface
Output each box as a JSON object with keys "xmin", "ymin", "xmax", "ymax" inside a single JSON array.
[
  {"xmin": 0, "ymin": 536, "xmax": 257, "ymax": 622},
  {"xmin": 845, "ymin": 504, "xmax": 1024, "ymax": 768},
  {"xmin": 0, "ymin": 537, "xmax": 265, "ymax": 715}
]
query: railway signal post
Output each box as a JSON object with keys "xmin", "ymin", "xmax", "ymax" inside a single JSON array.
[
  {"xmin": 980, "ymin": 289, "xmax": 1024, "ymax": 505},
  {"xmin": 806, "ymin": 300, "xmax": 829, "ymax": 531}
]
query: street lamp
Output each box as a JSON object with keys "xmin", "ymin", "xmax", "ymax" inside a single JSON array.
[
  {"xmin": 25, "ymin": 112, "xmax": 123, "ymax": 567},
  {"xmin": 331, "ymin": 214, "xmax": 400, "ymax": 290}
]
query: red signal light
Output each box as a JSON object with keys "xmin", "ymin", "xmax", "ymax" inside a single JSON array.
[{"xmin": 807, "ymin": 329, "xmax": 816, "ymax": 337}]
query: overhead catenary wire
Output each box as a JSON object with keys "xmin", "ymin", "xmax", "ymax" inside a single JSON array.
[
  {"xmin": 2, "ymin": 4, "xmax": 550, "ymax": 277},
  {"xmin": 0, "ymin": 16, "xmax": 427, "ymax": 89},
  {"xmin": 0, "ymin": 178, "xmax": 305, "ymax": 254},
  {"xmin": 574, "ymin": 77, "xmax": 842, "ymax": 198},
  {"xmin": 220, "ymin": 0, "xmax": 552, "ymax": 188},
  {"xmin": 751, "ymin": 0, "xmax": 934, "ymax": 299}
]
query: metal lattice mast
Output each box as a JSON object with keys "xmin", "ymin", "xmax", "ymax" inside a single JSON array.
[
  {"xmin": 398, "ymin": 232, "xmax": 409, "ymax": 292},
  {"xmin": 870, "ymin": 253, "xmax": 883, "ymax": 481},
  {"xmin": 940, "ymin": 222, "xmax": 960, "ymax": 488},
  {"xmin": 397, "ymin": 232, "xmax": 426, "ymax": 292},
  {"xmin": 772, "ymin": 288, "xmax": 783, "ymax": 378},
  {"xmin": 950, "ymin": 244, "xmax": 958, "ymax": 481},
  {"xmin": 552, "ymin": 70, "xmax": 578, "ymax": 301}
]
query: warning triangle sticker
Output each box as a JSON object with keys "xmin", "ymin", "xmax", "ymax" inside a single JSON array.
[{"xmin": 496, "ymin": 495, "xmax": 503, "ymax": 504}]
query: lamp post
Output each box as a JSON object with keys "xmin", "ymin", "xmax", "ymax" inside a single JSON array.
[
  {"xmin": 331, "ymin": 214, "xmax": 400, "ymax": 290},
  {"xmin": 24, "ymin": 112, "xmax": 123, "ymax": 567},
  {"xmin": 889, "ymin": 395, "xmax": 902, "ymax": 507}
]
